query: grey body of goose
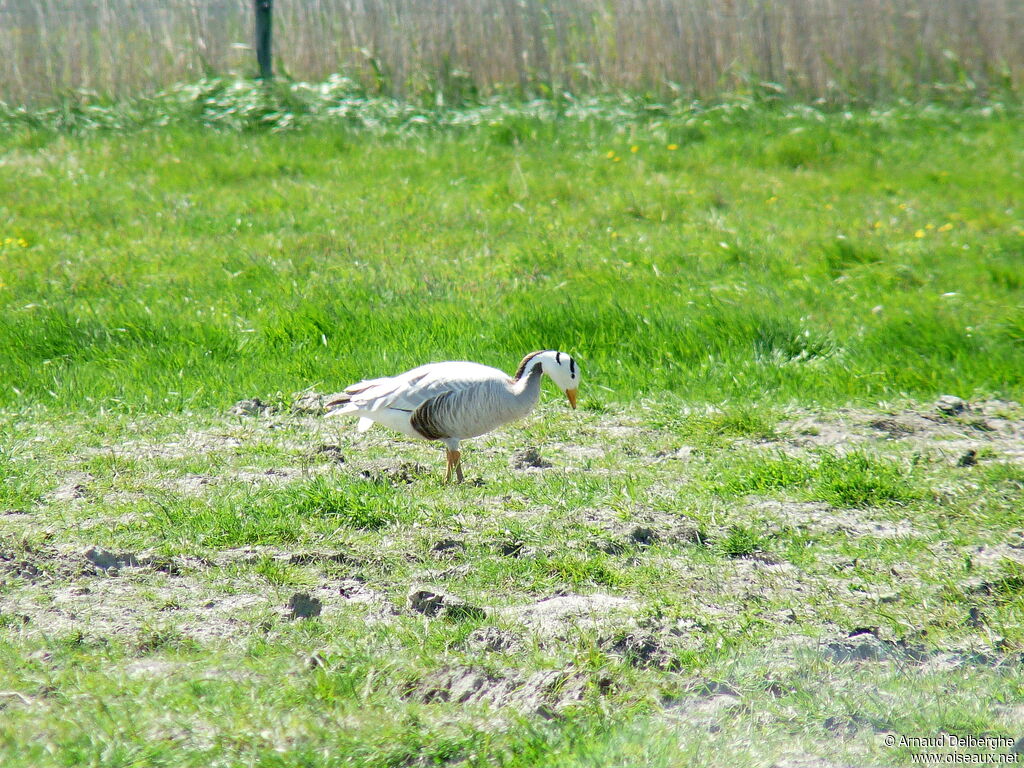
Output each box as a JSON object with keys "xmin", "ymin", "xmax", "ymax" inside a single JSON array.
[{"xmin": 325, "ymin": 350, "xmax": 580, "ymax": 482}]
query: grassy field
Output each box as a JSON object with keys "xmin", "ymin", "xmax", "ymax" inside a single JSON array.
[{"xmin": 1, "ymin": 95, "xmax": 1023, "ymax": 766}]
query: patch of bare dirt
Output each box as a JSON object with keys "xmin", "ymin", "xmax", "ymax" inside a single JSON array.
[
  {"xmin": 465, "ymin": 627, "xmax": 523, "ymax": 653},
  {"xmin": 777, "ymin": 632, "xmax": 1021, "ymax": 670},
  {"xmin": 493, "ymin": 594, "xmax": 639, "ymax": 638},
  {"xmin": 0, "ymin": 540, "xmax": 397, "ymax": 645},
  {"xmin": 83, "ymin": 546, "xmax": 178, "ymax": 575},
  {"xmin": 213, "ymin": 546, "xmax": 358, "ymax": 568},
  {"xmin": 751, "ymin": 500, "xmax": 918, "ymax": 539},
  {"xmin": 311, "ymin": 444, "xmax": 345, "ymax": 463},
  {"xmin": 600, "ymin": 631, "xmax": 680, "ymax": 670},
  {"xmin": 966, "ymin": 543, "xmax": 1024, "ymax": 569},
  {"xmin": 582, "ymin": 507, "xmax": 705, "ymax": 553},
  {"xmin": 510, "ymin": 447, "xmax": 552, "ymax": 470},
  {"xmin": 779, "ymin": 399, "xmax": 1024, "ymax": 464},
  {"xmin": 78, "ymin": 428, "xmax": 247, "ymax": 462},
  {"xmin": 358, "ymin": 460, "xmax": 432, "ymax": 484},
  {"xmin": 46, "ymin": 473, "xmax": 93, "ymax": 503},
  {"xmin": 405, "ymin": 664, "xmax": 612, "ymax": 715}
]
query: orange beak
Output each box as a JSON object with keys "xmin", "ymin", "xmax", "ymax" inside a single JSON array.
[{"xmin": 566, "ymin": 389, "xmax": 578, "ymax": 409}]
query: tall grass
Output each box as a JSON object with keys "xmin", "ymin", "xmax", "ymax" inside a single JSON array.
[{"xmin": 1, "ymin": 0, "xmax": 1021, "ymax": 107}]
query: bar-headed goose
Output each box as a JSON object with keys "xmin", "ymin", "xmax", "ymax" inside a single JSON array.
[{"xmin": 325, "ymin": 350, "xmax": 580, "ymax": 482}]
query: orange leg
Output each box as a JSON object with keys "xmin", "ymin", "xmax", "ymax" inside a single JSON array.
[{"xmin": 444, "ymin": 449, "xmax": 464, "ymax": 484}]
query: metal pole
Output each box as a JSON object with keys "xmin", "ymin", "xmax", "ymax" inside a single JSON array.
[{"xmin": 255, "ymin": 0, "xmax": 273, "ymax": 80}]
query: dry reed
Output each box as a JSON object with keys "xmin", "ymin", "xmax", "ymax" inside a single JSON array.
[{"xmin": 1, "ymin": 0, "xmax": 1020, "ymax": 106}]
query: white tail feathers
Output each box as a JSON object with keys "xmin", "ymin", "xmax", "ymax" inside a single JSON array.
[
  {"xmin": 325, "ymin": 400, "xmax": 375, "ymax": 432},
  {"xmin": 325, "ymin": 402, "xmax": 357, "ymax": 418}
]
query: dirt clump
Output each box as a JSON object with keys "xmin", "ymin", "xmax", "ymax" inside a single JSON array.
[
  {"xmin": 430, "ymin": 539, "xmax": 466, "ymax": 558},
  {"xmin": 601, "ymin": 631, "xmax": 679, "ymax": 670},
  {"xmin": 511, "ymin": 447, "xmax": 552, "ymax": 470},
  {"xmin": 957, "ymin": 449, "xmax": 978, "ymax": 467},
  {"xmin": 936, "ymin": 395, "xmax": 969, "ymax": 415},
  {"xmin": 407, "ymin": 586, "xmax": 486, "ymax": 621},
  {"xmin": 229, "ymin": 398, "xmax": 276, "ymax": 417},
  {"xmin": 83, "ymin": 547, "xmax": 178, "ymax": 575},
  {"xmin": 465, "ymin": 627, "xmax": 523, "ymax": 653},
  {"xmin": 0, "ymin": 552, "xmax": 42, "ymax": 582},
  {"xmin": 359, "ymin": 460, "xmax": 430, "ymax": 484},
  {"xmin": 311, "ymin": 444, "xmax": 345, "ymax": 463},
  {"xmin": 286, "ymin": 592, "xmax": 323, "ymax": 619},
  {"xmin": 868, "ymin": 418, "xmax": 915, "ymax": 436},
  {"xmin": 291, "ymin": 390, "xmax": 329, "ymax": 415},
  {"xmin": 407, "ymin": 664, "xmax": 611, "ymax": 714}
]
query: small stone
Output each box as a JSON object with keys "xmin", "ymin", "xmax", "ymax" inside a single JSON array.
[
  {"xmin": 287, "ymin": 592, "xmax": 322, "ymax": 619},
  {"xmin": 957, "ymin": 449, "xmax": 978, "ymax": 467},
  {"xmin": 936, "ymin": 395, "xmax": 968, "ymax": 415}
]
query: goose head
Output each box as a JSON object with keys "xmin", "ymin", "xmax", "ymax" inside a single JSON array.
[{"xmin": 534, "ymin": 350, "xmax": 580, "ymax": 409}]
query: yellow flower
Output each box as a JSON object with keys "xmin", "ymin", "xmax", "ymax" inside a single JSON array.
[
  {"xmin": 766, "ymin": 196, "xmax": 778, "ymax": 204},
  {"xmin": 824, "ymin": 203, "xmax": 833, "ymax": 211},
  {"xmin": 925, "ymin": 223, "xmax": 935, "ymax": 230},
  {"xmin": 914, "ymin": 229, "xmax": 926, "ymax": 238},
  {"xmin": 938, "ymin": 223, "xmax": 953, "ymax": 232},
  {"xmin": 613, "ymin": 156, "xmax": 621, "ymax": 163},
  {"xmin": 898, "ymin": 203, "xmax": 908, "ymax": 210},
  {"xmin": 667, "ymin": 144, "xmax": 678, "ymax": 151},
  {"xmin": 630, "ymin": 145, "xmax": 639, "ymax": 153},
  {"xmin": 606, "ymin": 150, "xmax": 616, "ymax": 159},
  {"xmin": 19, "ymin": 238, "xmax": 27, "ymax": 247},
  {"xmin": 873, "ymin": 221, "xmax": 883, "ymax": 229}
]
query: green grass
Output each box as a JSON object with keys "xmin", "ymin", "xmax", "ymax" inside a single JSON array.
[
  {"xmin": 717, "ymin": 450, "xmax": 918, "ymax": 507},
  {"xmin": 0, "ymin": 91, "xmax": 1022, "ymax": 767},
  {"xmin": 1, "ymin": 94, "xmax": 1022, "ymax": 413}
]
